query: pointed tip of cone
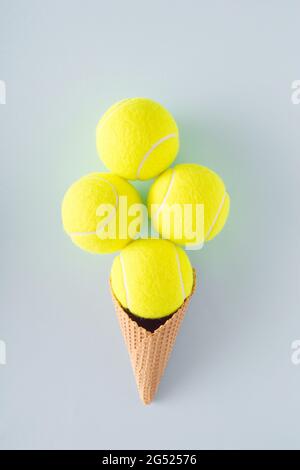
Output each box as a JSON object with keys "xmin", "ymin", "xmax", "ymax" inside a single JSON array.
[
  {"xmin": 138, "ymin": 381, "xmax": 158, "ymax": 405},
  {"xmin": 140, "ymin": 393, "xmax": 154, "ymax": 405},
  {"xmin": 142, "ymin": 399, "xmax": 152, "ymax": 405}
]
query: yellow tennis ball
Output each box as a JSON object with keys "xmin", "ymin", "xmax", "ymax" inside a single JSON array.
[
  {"xmin": 111, "ymin": 239, "xmax": 193, "ymax": 319},
  {"xmin": 96, "ymin": 98, "xmax": 179, "ymax": 180},
  {"xmin": 62, "ymin": 173, "xmax": 142, "ymax": 254},
  {"xmin": 147, "ymin": 163, "xmax": 230, "ymax": 247}
]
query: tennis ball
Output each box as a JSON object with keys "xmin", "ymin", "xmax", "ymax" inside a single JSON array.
[
  {"xmin": 62, "ymin": 173, "xmax": 142, "ymax": 254},
  {"xmin": 96, "ymin": 98, "xmax": 179, "ymax": 180},
  {"xmin": 111, "ymin": 239, "xmax": 193, "ymax": 319},
  {"xmin": 147, "ymin": 163, "xmax": 230, "ymax": 247}
]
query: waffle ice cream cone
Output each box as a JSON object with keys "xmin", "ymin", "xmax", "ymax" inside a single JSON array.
[{"xmin": 110, "ymin": 270, "xmax": 196, "ymax": 404}]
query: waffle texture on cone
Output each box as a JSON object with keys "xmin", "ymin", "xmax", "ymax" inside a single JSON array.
[{"xmin": 110, "ymin": 270, "xmax": 196, "ymax": 404}]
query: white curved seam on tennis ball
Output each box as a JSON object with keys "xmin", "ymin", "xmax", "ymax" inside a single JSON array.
[
  {"xmin": 174, "ymin": 247, "xmax": 186, "ymax": 302},
  {"xmin": 152, "ymin": 168, "xmax": 176, "ymax": 221},
  {"xmin": 136, "ymin": 134, "xmax": 177, "ymax": 179},
  {"xmin": 120, "ymin": 253, "xmax": 130, "ymax": 309},
  {"xmin": 68, "ymin": 177, "xmax": 119, "ymax": 237},
  {"xmin": 97, "ymin": 98, "xmax": 141, "ymax": 132},
  {"xmin": 205, "ymin": 191, "xmax": 227, "ymax": 241}
]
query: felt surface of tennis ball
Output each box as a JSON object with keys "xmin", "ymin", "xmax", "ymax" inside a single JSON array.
[
  {"xmin": 62, "ymin": 173, "xmax": 142, "ymax": 254},
  {"xmin": 96, "ymin": 98, "xmax": 179, "ymax": 180},
  {"xmin": 147, "ymin": 163, "xmax": 230, "ymax": 247},
  {"xmin": 111, "ymin": 239, "xmax": 193, "ymax": 319}
]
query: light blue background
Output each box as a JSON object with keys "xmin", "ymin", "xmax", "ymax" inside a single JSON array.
[{"xmin": 1, "ymin": 0, "xmax": 300, "ymax": 450}]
